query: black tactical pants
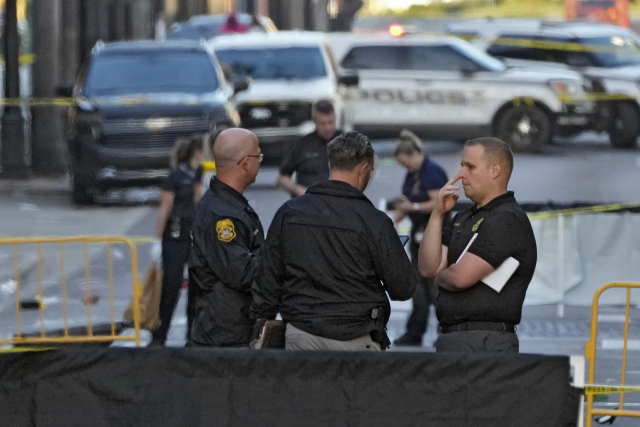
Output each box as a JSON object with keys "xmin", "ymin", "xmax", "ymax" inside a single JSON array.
[
  {"xmin": 435, "ymin": 330, "xmax": 519, "ymax": 353},
  {"xmin": 152, "ymin": 239, "xmax": 191, "ymax": 345},
  {"xmin": 403, "ymin": 235, "xmax": 437, "ymax": 339}
]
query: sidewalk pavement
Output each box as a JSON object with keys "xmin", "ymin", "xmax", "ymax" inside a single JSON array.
[
  {"xmin": 0, "ymin": 181, "xmax": 154, "ymax": 310},
  {"xmin": 0, "ymin": 174, "xmax": 70, "ymax": 196}
]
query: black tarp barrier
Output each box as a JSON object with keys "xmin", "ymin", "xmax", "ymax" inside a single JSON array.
[{"xmin": 0, "ymin": 348, "xmax": 579, "ymax": 427}]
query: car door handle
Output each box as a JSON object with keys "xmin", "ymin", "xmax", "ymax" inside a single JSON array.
[{"xmin": 415, "ymin": 79, "xmax": 432, "ymax": 85}]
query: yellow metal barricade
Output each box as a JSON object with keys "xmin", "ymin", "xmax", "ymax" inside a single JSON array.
[
  {"xmin": 0, "ymin": 236, "xmax": 141, "ymax": 347},
  {"xmin": 585, "ymin": 282, "xmax": 640, "ymax": 426}
]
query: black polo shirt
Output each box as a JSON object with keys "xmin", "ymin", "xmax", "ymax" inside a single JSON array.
[
  {"xmin": 438, "ymin": 191, "xmax": 537, "ymax": 326},
  {"xmin": 279, "ymin": 130, "xmax": 342, "ymax": 189},
  {"xmin": 161, "ymin": 164, "xmax": 203, "ymax": 241}
]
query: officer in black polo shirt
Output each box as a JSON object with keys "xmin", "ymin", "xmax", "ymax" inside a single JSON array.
[
  {"xmin": 277, "ymin": 100, "xmax": 342, "ymax": 197},
  {"xmin": 418, "ymin": 137, "xmax": 537, "ymax": 353}
]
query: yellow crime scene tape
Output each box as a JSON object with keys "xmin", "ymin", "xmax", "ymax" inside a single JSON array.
[
  {"xmin": 202, "ymin": 161, "xmax": 216, "ymax": 173},
  {"xmin": 393, "ymin": 202, "xmax": 640, "ymax": 234},
  {"xmin": 0, "ymin": 53, "xmax": 36, "ymax": 65},
  {"xmin": 584, "ymin": 385, "xmax": 640, "ymax": 395},
  {"xmin": 527, "ymin": 203, "xmax": 640, "ymax": 220}
]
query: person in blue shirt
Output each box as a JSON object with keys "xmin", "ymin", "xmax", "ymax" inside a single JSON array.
[{"xmin": 392, "ymin": 130, "xmax": 449, "ymax": 347}]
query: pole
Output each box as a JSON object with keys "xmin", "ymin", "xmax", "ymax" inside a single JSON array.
[
  {"xmin": 32, "ymin": 0, "xmax": 66, "ymax": 174},
  {"xmin": 557, "ymin": 214, "xmax": 565, "ymax": 318},
  {"xmin": 0, "ymin": 0, "xmax": 28, "ymax": 178}
]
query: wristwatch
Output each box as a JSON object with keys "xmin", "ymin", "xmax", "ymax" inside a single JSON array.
[{"xmin": 412, "ymin": 203, "xmax": 419, "ymax": 211}]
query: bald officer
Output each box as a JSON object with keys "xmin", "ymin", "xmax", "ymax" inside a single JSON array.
[{"xmin": 188, "ymin": 128, "xmax": 265, "ymax": 347}]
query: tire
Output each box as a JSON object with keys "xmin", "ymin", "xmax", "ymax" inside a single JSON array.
[
  {"xmin": 608, "ymin": 102, "xmax": 639, "ymax": 149},
  {"xmin": 70, "ymin": 165, "xmax": 94, "ymax": 206},
  {"xmin": 496, "ymin": 105, "xmax": 552, "ymax": 153}
]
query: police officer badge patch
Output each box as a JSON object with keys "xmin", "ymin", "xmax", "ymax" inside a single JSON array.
[
  {"xmin": 472, "ymin": 218, "xmax": 484, "ymax": 232},
  {"xmin": 216, "ymin": 219, "xmax": 236, "ymax": 242}
]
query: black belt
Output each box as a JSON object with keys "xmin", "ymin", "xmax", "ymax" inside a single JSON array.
[{"xmin": 439, "ymin": 321, "xmax": 516, "ymax": 334}]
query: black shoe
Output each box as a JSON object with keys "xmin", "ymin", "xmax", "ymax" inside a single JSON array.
[
  {"xmin": 393, "ymin": 333, "xmax": 423, "ymax": 347},
  {"xmin": 147, "ymin": 338, "xmax": 165, "ymax": 347}
]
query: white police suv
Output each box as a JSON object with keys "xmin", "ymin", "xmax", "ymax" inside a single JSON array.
[
  {"xmin": 448, "ymin": 20, "xmax": 640, "ymax": 148},
  {"xmin": 327, "ymin": 31, "xmax": 595, "ymax": 152},
  {"xmin": 210, "ymin": 32, "xmax": 358, "ymax": 166}
]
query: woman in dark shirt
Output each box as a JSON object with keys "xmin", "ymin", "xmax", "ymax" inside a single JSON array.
[
  {"xmin": 150, "ymin": 136, "xmax": 204, "ymax": 346},
  {"xmin": 392, "ymin": 130, "xmax": 448, "ymax": 347}
]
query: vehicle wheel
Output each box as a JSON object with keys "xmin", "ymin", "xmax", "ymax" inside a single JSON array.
[
  {"xmin": 608, "ymin": 102, "xmax": 639, "ymax": 149},
  {"xmin": 496, "ymin": 105, "xmax": 551, "ymax": 153},
  {"xmin": 70, "ymin": 166, "xmax": 94, "ymax": 206}
]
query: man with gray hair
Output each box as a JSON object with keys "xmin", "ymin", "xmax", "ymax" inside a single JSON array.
[{"xmin": 252, "ymin": 131, "xmax": 417, "ymax": 351}]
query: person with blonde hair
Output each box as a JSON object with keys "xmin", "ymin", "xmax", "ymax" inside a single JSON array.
[
  {"xmin": 149, "ymin": 135, "xmax": 204, "ymax": 346},
  {"xmin": 392, "ymin": 129, "xmax": 448, "ymax": 347}
]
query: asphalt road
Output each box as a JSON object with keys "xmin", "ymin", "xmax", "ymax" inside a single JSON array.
[{"xmin": 1, "ymin": 134, "xmax": 639, "ymax": 424}]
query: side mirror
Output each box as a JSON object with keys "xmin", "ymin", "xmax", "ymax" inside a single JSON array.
[
  {"xmin": 56, "ymin": 82, "xmax": 75, "ymax": 98},
  {"xmin": 460, "ymin": 63, "xmax": 479, "ymax": 77},
  {"xmin": 338, "ymin": 71, "xmax": 359, "ymax": 87},
  {"xmin": 233, "ymin": 76, "xmax": 251, "ymax": 95}
]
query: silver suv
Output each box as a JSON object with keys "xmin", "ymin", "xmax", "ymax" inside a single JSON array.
[
  {"xmin": 327, "ymin": 32, "xmax": 595, "ymax": 152},
  {"xmin": 448, "ymin": 20, "xmax": 640, "ymax": 148}
]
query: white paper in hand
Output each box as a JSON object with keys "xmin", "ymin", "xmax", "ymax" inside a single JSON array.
[{"xmin": 481, "ymin": 257, "xmax": 520, "ymax": 293}]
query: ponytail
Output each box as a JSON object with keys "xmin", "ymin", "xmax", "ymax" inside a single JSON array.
[
  {"xmin": 394, "ymin": 129, "xmax": 423, "ymax": 157},
  {"xmin": 171, "ymin": 135, "xmax": 204, "ymax": 169}
]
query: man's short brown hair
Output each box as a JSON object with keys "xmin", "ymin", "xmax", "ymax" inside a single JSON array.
[
  {"xmin": 312, "ymin": 99, "xmax": 335, "ymax": 117},
  {"xmin": 328, "ymin": 131, "xmax": 374, "ymax": 171},
  {"xmin": 465, "ymin": 137, "xmax": 513, "ymax": 180}
]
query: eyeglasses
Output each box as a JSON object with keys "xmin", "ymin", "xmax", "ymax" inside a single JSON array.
[{"xmin": 237, "ymin": 153, "xmax": 264, "ymax": 165}]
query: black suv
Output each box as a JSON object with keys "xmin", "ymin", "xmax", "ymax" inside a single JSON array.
[{"xmin": 59, "ymin": 40, "xmax": 245, "ymax": 204}]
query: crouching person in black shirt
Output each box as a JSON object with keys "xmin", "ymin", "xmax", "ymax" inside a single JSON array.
[
  {"xmin": 418, "ymin": 137, "xmax": 537, "ymax": 353},
  {"xmin": 252, "ymin": 131, "xmax": 418, "ymax": 351}
]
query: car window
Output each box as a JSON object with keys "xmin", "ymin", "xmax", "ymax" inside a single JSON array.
[
  {"xmin": 451, "ymin": 41, "xmax": 506, "ymax": 71},
  {"xmin": 341, "ymin": 46, "xmax": 400, "ymax": 70},
  {"xmin": 487, "ymin": 33, "xmax": 580, "ymax": 65},
  {"xmin": 216, "ymin": 46, "xmax": 327, "ymax": 80},
  {"xmin": 407, "ymin": 45, "xmax": 478, "ymax": 71},
  {"xmin": 83, "ymin": 51, "xmax": 219, "ymax": 97},
  {"xmin": 578, "ymin": 35, "xmax": 640, "ymax": 68}
]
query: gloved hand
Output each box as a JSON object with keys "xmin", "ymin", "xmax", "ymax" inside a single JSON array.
[{"xmin": 150, "ymin": 239, "xmax": 162, "ymax": 264}]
